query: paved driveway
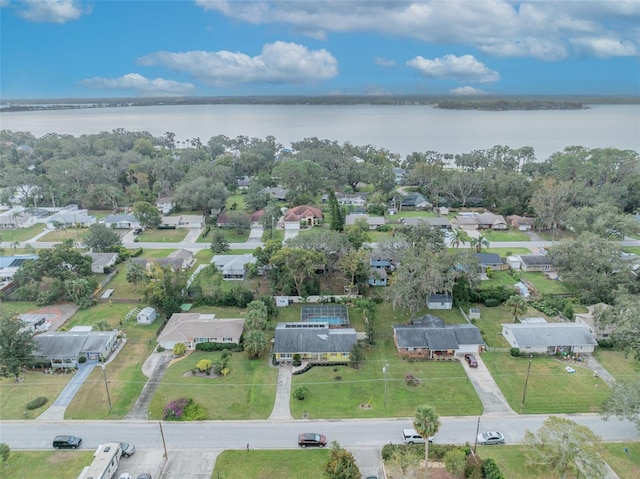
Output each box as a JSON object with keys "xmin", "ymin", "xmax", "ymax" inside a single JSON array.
[{"xmin": 461, "ymin": 354, "xmax": 517, "ymax": 416}]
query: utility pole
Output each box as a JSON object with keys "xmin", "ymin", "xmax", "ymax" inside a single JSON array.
[
  {"xmin": 159, "ymin": 421, "xmax": 168, "ymax": 459},
  {"xmin": 382, "ymin": 362, "xmax": 389, "ymax": 408},
  {"xmin": 520, "ymin": 358, "xmax": 533, "ymax": 413},
  {"xmin": 101, "ymin": 363, "xmax": 112, "ymax": 410},
  {"xmin": 473, "ymin": 416, "xmax": 481, "ymax": 455}
]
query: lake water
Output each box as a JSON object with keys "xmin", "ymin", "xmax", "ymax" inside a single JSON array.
[{"xmin": 1, "ymin": 104, "xmax": 638, "ymax": 161}]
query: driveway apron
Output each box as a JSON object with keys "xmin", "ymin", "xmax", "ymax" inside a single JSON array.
[
  {"xmin": 126, "ymin": 351, "xmax": 172, "ymax": 420},
  {"xmin": 463, "ymin": 355, "xmax": 517, "ymax": 416},
  {"xmin": 269, "ymin": 364, "xmax": 293, "ymax": 420},
  {"xmin": 36, "ymin": 362, "xmax": 97, "ymax": 421}
]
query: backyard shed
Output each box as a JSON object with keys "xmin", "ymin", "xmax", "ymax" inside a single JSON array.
[{"xmin": 137, "ymin": 307, "xmax": 157, "ymax": 325}]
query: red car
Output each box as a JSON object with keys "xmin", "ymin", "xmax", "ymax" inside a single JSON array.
[
  {"xmin": 464, "ymin": 354, "xmax": 478, "ymax": 368},
  {"xmin": 298, "ymin": 433, "xmax": 327, "ymax": 448}
]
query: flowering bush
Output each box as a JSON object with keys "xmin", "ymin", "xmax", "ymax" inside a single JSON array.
[
  {"xmin": 163, "ymin": 397, "xmax": 191, "ymax": 420},
  {"xmin": 162, "ymin": 397, "xmax": 208, "ymax": 421}
]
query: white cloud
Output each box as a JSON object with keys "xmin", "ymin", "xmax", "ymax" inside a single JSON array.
[
  {"xmin": 196, "ymin": 1, "xmax": 640, "ymax": 60},
  {"xmin": 138, "ymin": 41, "xmax": 338, "ymax": 86},
  {"xmin": 450, "ymin": 86, "xmax": 486, "ymax": 96},
  {"xmin": 15, "ymin": 0, "xmax": 88, "ymax": 23},
  {"xmin": 375, "ymin": 57, "xmax": 396, "ymax": 67},
  {"xmin": 570, "ymin": 37, "xmax": 637, "ymax": 58},
  {"xmin": 79, "ymin": 73, "xmax": 195, "ymax": 96},
  {"xmin": 407, "ymin": 54, "xmax": 500, "ymax": 83}
]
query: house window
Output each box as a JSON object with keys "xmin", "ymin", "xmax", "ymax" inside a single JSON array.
[
  {"xmin": 408, "ymin": 347, "xmax": 415, "ymax": 351},
  {"xmin": 195, "ymin": 338, "xmax": 207, "ymax": 343},
  {"xmin": 223, "ymin": 337, "xmax": 233, "ymax": 342},
  {"xmin": 544, "ymin": 265, "xmax": 550, "ymax": 271}
]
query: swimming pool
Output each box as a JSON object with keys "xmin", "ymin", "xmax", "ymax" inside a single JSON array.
[{"xmin": 307, "ymin": 317, "xmax": 344, "ymax": 325}]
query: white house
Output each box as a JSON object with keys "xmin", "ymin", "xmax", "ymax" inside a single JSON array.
[
  {"xmin": 103, "ymin": 214, "xmax": 141, "ymax": 229},
  {"xmin": 137, "ymin": 307, "xmax": 157, "ymax": 325},
  {"xmin": 46, "ymin": 209, "xmax": 96, "ymax": 230},
  {"xmin": 501, "ymin": 323, "xmax": 598, "ymax": 354},
  {"xmin": 84, "ymin": 252, "xmax": 118, "ymax": 274},
  {"xmin": 157, "ymin": 313, "xmax": 245, "ymax": 350},
  {"xmin": 211, "ymin": 254, "xmax": 257, "ymax": 280}
]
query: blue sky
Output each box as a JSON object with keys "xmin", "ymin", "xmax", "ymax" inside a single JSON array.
[{"xmin": 1, "ymin": 0, "xmax": 639, "ymax": 99}]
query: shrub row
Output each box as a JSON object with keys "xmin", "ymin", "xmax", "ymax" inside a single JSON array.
[
  {"xmin": 195, "ymin": 342, "xmax": 240, "ymax": 352},
  {"xmin": 26, "ymin": 397, "xmax": 48, "ymax": 410}
]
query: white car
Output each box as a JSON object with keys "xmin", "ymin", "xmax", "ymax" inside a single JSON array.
[
  {"xmin": 118, "ymin": 474, "xmax": 132, "ymax": 479},
  {"xmin": 402, "ymin": 428, "xmax": 434, "ymax": 444},
  {"xmin": 477, "ymin": 431, "xmax": 505, "ymax": 445}
]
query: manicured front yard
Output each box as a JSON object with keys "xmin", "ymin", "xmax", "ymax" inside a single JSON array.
[
  {"xmin": 148, "ymin": 350, "xmax": 278, "ymax": 420},
  {"xmin": 136, "ymin": 228, "xmax": 188, "ymax": 242},
  {"xmin": 481, "ymin": 229, "xmax": 531, "ymax": 242},
  {"xmin": 212, "ymin": 449, "xmax": 330, "ymax": 479},
  {"xmin": 1, "ymin": 223, "xmax": 44, "ymax": 242},
  {"xmin": 594, "ymin": 348, "xmax": 640, "ymax": 381},
  {"xmin": 37, "ymin": 228, "xmax": 90, "ymax": 243},
  {"xmin": 290, "ymin": 358, "xmax": 482, "ymax": 418},
  {"xmin": 0, "ymin": 369, "xmax": 71, "ymax": 420},
  {"xmin": 482, "ymin": 352, "xmax": 611, "ymax": 414},
  {"xmin": 521, "ymin": 272, "xmax": 572, "ymax": 295},
  {"xmin": 0, "ymin": 450, "xmax": 94, "ymax": 479}
]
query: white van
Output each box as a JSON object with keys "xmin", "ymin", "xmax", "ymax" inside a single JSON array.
[{"xmin": 402, "ymin": 428, "xmax": 434, "ymax": 444}]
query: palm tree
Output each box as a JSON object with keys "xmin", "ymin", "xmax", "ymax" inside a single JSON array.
[
  {"xmin": 505, "ymin": 294, "xmax": 528, "ymax": 322},
  {"xmin": 413, "ymin": 405, "xmax": 441, "ymax": 477},
  {"xmin": 470, "ymin": 234, "xmax": 490, "ymax": 253},
  {"xmin": 449, "ymin": 228, "xmax": 470, "ymax": 249}
]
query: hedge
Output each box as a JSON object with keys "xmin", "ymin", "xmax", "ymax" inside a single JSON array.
[{"xmin": 26, "ymin": 397, "xmax": 48, "ymax": 410}]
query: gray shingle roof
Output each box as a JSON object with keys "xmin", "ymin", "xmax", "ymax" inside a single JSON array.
[
  {"xmin": 502, "ymin": 323, "xmax": 597, "ymax": 347},
  {"xmin": 272, "ymin": 322, "xmax": 357, "ymax": 354},
  {"xmin": 393, "ymin": 323, "xmax": 485, "ymax": 350},
  {"xmin": 518, "ymin": 254, "xmax": 553, "ymax": 266}
]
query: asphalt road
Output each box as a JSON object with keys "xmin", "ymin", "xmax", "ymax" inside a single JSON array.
[{"xmin": 2, "ymin": 414, "xmax": 637, "ymax": 453}]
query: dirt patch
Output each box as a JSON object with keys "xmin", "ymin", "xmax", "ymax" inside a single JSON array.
[{"xmin": 182, "ymin": 370, "xmax": 222, "ymax": 379}]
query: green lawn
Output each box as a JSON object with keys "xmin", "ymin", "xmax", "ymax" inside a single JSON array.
[
  {"xmin": 37, "ymin": 227, "xmax": 90, "ymax": 243},
  {"xmin": 480, "ymin": 442, "xmax": 640, "ymax": 479},
  {"xmin": 486, "ymin": 270, "xmax": 518, "ymax": 287},
  {"xmin": 0, "ymin": 369, "xmax": 72, "ymax": 420},
  {"xmin": 290, "ymin": 358, "xmax": 482, "ymax": 418},
  {"xmin": 622, "ymin": 246, "xmax": 640, "ymax": 255},
  {"xmin": 482, "ymin": 352, "xmax": 611, "ymax": 414},
  {"xmin": 593, "ymin": 348, "xmax": 640, "ymax": 382},
  {"xmin": 149, "ymin": 349, "xmax": 278, "ymax": 420},
  {"xmin": 481, "ymin": 229, "xmax": 531, "ymax": 242},
  {"xmin": 226, "ymin": 193, "xmax": 247, "ymax": 211},
  {"xmin": 0, "ymin": 450, "xmax": 95, "ymax": 479},
  {"xmin": 136, "ymin": 228, "xmax": 188, "ymax": 242},
  {"xmin": 64, "ymin": 303, "xmax": 159, "ymax": 419},
  {"xmin": 0, "ymin": 301, "xmax": 40, "ymax": 316},
  {"xmin": 1, "ymin": 223, "xmax": 45, "ymax": 242},
  {"xmin": 213, "ymin": 449, "xmax": 330, "ymax": 479},
  {"xmin": 521, "ymin": 272, "xmax": 572, "ymax": 295}
]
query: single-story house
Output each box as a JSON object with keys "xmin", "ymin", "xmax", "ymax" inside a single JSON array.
[
  {"xmin": 517, "ymin": 254, "xmax": 555, "ymax": 272},
  {"xmin": 178, "ymin": 215, "xmax": 205, "ymax": 228},
  {"xmin": 574, "ymin": 303, "xmax": 613, "ymax": 341},
  {"xmin": 157, "ymin": 313, "xmax": 245, "ymax": 350},
  {"xmin": 337, "ymin": 194, "xmax": 367, "ymax": 207},
  {"xmin": 393, "ymin": 316, "xmax": 485, "ymax": 359},
  {"xmin": 211, "ymin": 254, "xmax": 257, "ymax": 280},
  {"xmin": 168, "ymin": 248, "xmax": 196, "ymax": 268},
  {"xmin": 32, "ymin": 330, "xmax": 119, "ymax": 368},
  {"xmin": 475, "ymin": 252, "xmax": 503, "ymax": 273},
  {"xmin": 84, "ymin": 252, "xmax": 118, "ymax": 273},
  {"xmin": 131, "ymin": 256, "xmax": 191, "ymax": 271},
  {"xmin": 507, "ymin": 215, "xmax": 536, "ymax": 231},
  {"xmin": 45, "ymin": 210, "xmax": 96, "ymax": 230},
  {"xmin": 262, "ymin": 186, "xmax": 288, "ymax": 201},
  {"xmin": 477, "ymin": 212, "xmax": 508, "ymax": 230},
  {"xmin": 0, "ymin": 209, "xmax": 35, "ymax": 229},
  {"xmin": 345, "ymin": 214, "xmax": 385, "ymax": 230},
  {"xmin": 137, "ymin": 307, "xmax": 158, "ymax": 325},
  {"xmin": 427, "ymin": 293, "xmax": 453, "ymax": 310},
  {"xmin": 283, "ymin": 205, "xmax": 323, "ymax": 227},
  {"xmin": 103, "ymin": 214, "xmax": 141, "ymax": 229},
  {"xmin": 401, "ymin": 193, "xmax": 432, "ymax": 209},
  {"xmin": 402, "ymin": 216, "xmax": 452, "ymax": 230},
  {"xmin": 0, "ymin": 254, "xmax": 38, "ymax": 290},
  {"xmin": 370, "ymin": 249, "xmax": 396, "ymax": 272},
  {"xmin": 272, "ymin": 322, "xmax": 358, "ymax": 364},
  {"xmin": 159, "ymin": 216, "xmax": 180, "ymax": 229},
  {"xmin": 501, "ymin": 323, "xmax": 598, "ymax": 354}
]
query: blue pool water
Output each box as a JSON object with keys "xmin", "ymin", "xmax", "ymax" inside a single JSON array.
[{"xmin": 307, "ymin": 317, "xmax": 343, "ymax": 325}]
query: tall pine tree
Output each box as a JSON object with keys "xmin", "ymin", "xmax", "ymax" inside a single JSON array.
[{"xmin": 328, "ymin": 191, "xmax": 345, "ymax": 232}]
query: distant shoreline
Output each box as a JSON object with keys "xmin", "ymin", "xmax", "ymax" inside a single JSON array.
[{"xmin": 1, "ymin": 95, "xmax": 638, "ymax": 113}]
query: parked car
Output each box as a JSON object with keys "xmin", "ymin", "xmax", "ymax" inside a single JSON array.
[
  {"xmin": 52, "ymin": 435, "xmax": 82, "ymax": 449},
  {"xmin": 118, "ymin": 474, "xmax": 132, "ymax": 479},
  {"xmin": 119, "ymin": 442, "xmax": 136, "ymax": 457},
  {"xmin": 136, "ymin": 474, "xmax": 152, "ymax": 479},
  {"xmin": 464, "ymin": 353, "xmax": 478, "ymax": 368},
  {"xmin": 402, "ymin": 428, "xmax": 433, "ymax": 444},
  {"xmin": 133, "ymin": 228, "xmax": 143, "ymax": 235},
  {"xmin": 298, "ymin": 433, "xmax": 327, "ymax": 448},
  {"xmin": 477, "ymin": 431, "xmax": 505, "ymax": 445}
]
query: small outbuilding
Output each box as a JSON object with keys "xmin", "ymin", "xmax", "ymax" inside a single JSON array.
[{"xmin": 137, "ymin": 307, "xmax": 157, "ymax": 325}]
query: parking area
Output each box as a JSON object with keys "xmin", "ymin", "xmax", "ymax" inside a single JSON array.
[{"xmin": 114, "ymin": 449, "xmax": 166, "ymax": 479}]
